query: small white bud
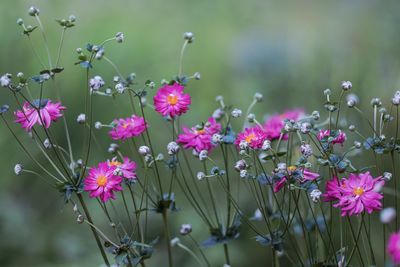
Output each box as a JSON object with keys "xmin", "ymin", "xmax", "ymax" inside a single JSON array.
[
  {"xmin": 198, "ymin": 150, "xmax": 208, "ymax": 161},
  {"xmin": 262, "ymin": 140, "xmax": 271, "ymax": 151},
  {"xmin": 212, "ymin": 134, "xmax": 223, "ymax": 144},
  {"xmin": 0, "ymin": 73, "xmax": 11, "ymax": 87},
  {"xmin": 231, "ymin": 108, "xmax": 242, "ymax": 118},
  {"xmin": 14, "ymin": 164, "xmax": 23, "ymax": 175},
  {"xmin": 383, "ymin": 172, "xmax": 392, "ymax": 182},
  {"xmin": 89, "ymin": 76, "xmax": 105, "ymax": 91},
  {"xmin": 115, "ymin": 83, "xmax": 125, "ymax": 94},
  {"xmin": 254, "ymin": 92, "xmax": 263, "ymax": 102},
  {"xmin": 310, "ymin": 189, "xmax": 322, "ymax": 203},
  {"xmin": 170, "ymin": 237, "xmax": 180, "ymax": 247},
  {"xmin": 341, "ymin": 81, "xmax": 352, "ymax": 91},
  {"xmin": 197, "ymin": 171, "xmax": 206, "ymax": 181},
  {"xmin": 94, "ymin": 121, "xmax": 102, "ymax": 129},
  {"xmin": 239, "ymin": 169, "xmax": 248, "ymax": 178},
  {"xmin": 247, "ymin": 113, "xmax": 255, "ymax": 123},
  {"xmin": 115, "ymin": 32, "xmax": 124, "ymax": 43},
  {"xmin": 380, "ymin": 207, "xmax": 396, "ymax": 224},
  {"xmin": 138, "ymin": 146, "xmax": 150, "ymax": 156},
  {"xmin": 43, "ymin": 138, "xmax": 52, "ymax": 149},
  {"xmin": 155, "ymin": 153, "xmax": 164, "ymax": 161},
  {"xmin": 77, "ymin": 113, "xmax": 86, "ymax": 124},
  {"xmin": 179, "ymin": 224, "xmax": 192, "ymax": 235},
  {"xmin": 28, "ymin": 6, "xmax": 40, "ymax": 16},
  {"xmin": 167, "ymin": 141, "xmax": 180, "ymax": 155}
]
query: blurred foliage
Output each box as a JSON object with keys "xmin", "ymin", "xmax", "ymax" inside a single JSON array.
[{"xmin": 1, "ymin": 0, "xmax": 400, "ymax": 266}]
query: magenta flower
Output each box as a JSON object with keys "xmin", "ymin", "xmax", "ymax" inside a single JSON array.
[
  {"xmin": 177, "ymin": 118, "xmax": 221, "ymax": 153},
  {"xmin": 109, "ymin": 115, "xmax": 147, "ymax": 141},
  {"xmin": 153, "ymin": 83, "xmax": 191, "ymax": 118},
  {"xmin": 264, "ymin": 109, "xmax": 304, "ymax": 140},
  {"xmin": 273, "ymin": 167, "xmax": 320, "ymax": 192},
  {"xmin": 108, "ymin": 157, "xmax": 137, "ymax": 180},
  {"xmin": 317, "ymin": 129, "xmax": 346, "ymax": 145},
  {"xmin": 322, "ymin": 177, "xmax": 343, "ymax": 202},
  {"xmin": 388, "ymin": 232, "xmax": 400, "ymax": 264},
  {"xmin": 83, "ymin": 162, "xmax": 123, "ymax": 202},
  {"xmin": 323, "ymin": 172, "xmax": 384, "ymax": 216},
  {"xmin": 235, "ymin": 127, "xmax": 268, "ymax": 149},
  {"xmin": 14, "ymin": 99, "xmax": 65, "ymax": 131}
]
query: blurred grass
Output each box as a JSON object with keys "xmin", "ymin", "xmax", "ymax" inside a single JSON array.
[{"xmin": 1, "ymin": 0, "xmax": 400, "ymax": 266}]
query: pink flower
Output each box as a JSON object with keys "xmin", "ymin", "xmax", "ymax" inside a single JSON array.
[
  {"xmin": 235, "ymin": 127, "xmax": 268, "ymax": 149},
  {"xmin": 317, "ymin": 129, "xmax": 346, "ymax": 145},
  {"xmin": 177, "ymin": 118, "xmax": 221, "ymax": 153},
  {"xmin": 153, "ymin": 83, "xmax": 191, "ymax": 118},
  {"xmin": 273, "ymin": 166, "xmax": 320, "ymax": 192},
  {"xmin": 14, "ymin": 99, "xmax": 65, "ymax": 131},
  {"xmin": 264, "ymin": 109, "xmax": 304, "ymax": 140},
  {"xmin": 323, "ymin": 172, "xmax": 384, "ymax": 216},
  {"xmin": 322, "ymin": 177, "xmax": 343, "ymax": 202},
  {"xmin": 84, "ymin": 162, "xmax": 123, "ymax": 202},
  {"xmin": 388, "ymin": 232, "xmax": 400, "ymax": 264},
  {"xmin": 108, "ymin": 157, "xmax": 137, "ymax": 180},
  {"xmin": 109, "ymin": 115, "xmax": 147, "ymax": 141}
]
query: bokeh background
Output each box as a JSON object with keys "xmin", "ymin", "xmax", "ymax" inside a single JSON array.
[{"xmin": 1, "ymin": 0, "xmax": 400, "ymax": 266}]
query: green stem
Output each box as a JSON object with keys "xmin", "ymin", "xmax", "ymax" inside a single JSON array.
[{"xmin": 162, "ymin": 209, "xmax": 173, "ymax": 267}]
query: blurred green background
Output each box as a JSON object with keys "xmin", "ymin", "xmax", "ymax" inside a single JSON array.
[{"xmin": 1, "ymin": 0, "xmax": 400, "ymax": 266}]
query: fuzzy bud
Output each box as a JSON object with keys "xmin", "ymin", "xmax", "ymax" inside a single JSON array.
[
  {"xmin": 167, "ymin": 141, "xmax": 180, "ymax": 155},
  {"xmin": 14, "ymin": 164, "xmax": 23, "ymax": 175},
  {"xmin": 43, "ymin": 138, "xmax": 51, "ymax": 149},
  {"xmin": 94, "ymin": 122, "xmax": 102, "ymax": 129},
  {"xmin": 392, "ymin": 91, "xmax": 400, "ymax": 105},
  {"xmin": 0, "ymin": 73, "xmax": 11, "ymax": 87},
  {"xmin": 262, "ymin": 140, "xmax": 271, "ymax": 151},
  {"xmin": 311, "ymin": 111, "xmax": 320, "ymax": 120},
  {"xmin": 310, "ymin": 189, "xmax": 322, "ymax": 203},
  {"xmin": 231, "ymin": 108, "xmax": 242, "ymax": 118},
  {"xmin": 254, "ymin": 92, "xmax": 263, "ymax": 102},
  {"xmin": 115, "ymin": 83, "xmax": 125, "ymax": 94},
  {"xmin": 197, "ymin": 171, "xmax": 206, "ymax": 181},
  {"xmin": 323, "ymin": 88, "xmax": 331, "ymax": 96},
  {"xmin": 183, "ymin": 32, "xmax": 194, "ymax": 43},
  {"xmin": 300, "ymin": 143, "xmax": 312, "ymax": 158},
  {"xmin": 115, "ymin": 32, "xmax": 124, "ymax": 43},
  {"xmin": 198, "ymin": 150, "xmax": 208, "ymax": 161},
  {"xmin": 89, "ymin": 75, "xmax": 105, "ymax": 91},
  {"xmin": 77, "ymin": 214, "xmax": 84, "ymax": 224},
  {"xmin": 212, "ymin": 134, "xmax": 223, "ymax": 144},
  {"xmin": 370, "ymin": 98, "xmax": 382, "ymax": 107},
  {"xmin": 28, "ymin": 6, "xmax": 40, "ymax": 16},
  {"xmin": 380, "ymin": 207, "xmax": 396, "ymax": 224},
  {"xmin": 341, "ymin": 81, "xmax": 352, "ymax": 91},
  {"xmin": 179, "ymin": 224, "xmax": 192, "ymax": 235},
  {"xmin": 17, "ymin": 18, "xmax": 24, "ymax": 25},
  {"xmin": 138, "ymin": 146, "xmax": 150, "ymax": 155},
  {"xmin": 234, "ymin": 159, "xmax": 247, "ymax": 172},
  {"xmin": 300, "ymin": 122, "xmax": 311, "ymax": 134},
  {"xmin": 212, "ymin": 108, "xmax": 225, "ymax": 120},
  {"xmin": 77, "ymin": 113, "xmax": 86, "ymax": 124},
  {"xmin": 239, "ymin": 169, "xmax": 248, "ymax": 178},
  {"xmin": 354, "ymin": 141, "xmax": 361, "ymax": 149},
  {"xmin": 247, "ymin": 113, "xmax": 255, "ymax": 123},
  {"xmin": 348, "ymin": 125, "xmax": 356, "ymax": 132},
  {"xmin": 193, "ymin": 72, "xmax": 201, "ymax": 80},
  {"xmin": 383, "ymin": 172, "xmax": 392, "ymax": 182}
]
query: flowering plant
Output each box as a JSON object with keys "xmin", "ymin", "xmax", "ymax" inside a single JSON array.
[{"xmin": 3, "ymin": 6, "xmax": 400, "ymax": 267}]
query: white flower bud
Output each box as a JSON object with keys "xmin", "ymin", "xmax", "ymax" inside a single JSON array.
[
  {"xmin": 197, "ymin": 171, "xmax": 206, "ymax": 181},
  {"xmin": 198, "ymin": 150, "xmax": 208, "ymax": 161},
  {"xmin": 277, "ymin": 163, "xmax": 287, "ymax": 172},
  {"xmin": 341, "ymin": 81, "xmax": 352, "ymax": 90},
  {"xmin": 212, "ymin": 108, "xmax": 224, "ymax": 120},
  {"xmin": 383, "ymin": 172, "xmax": 392, "ymax": 182},
  {"xmin": 43, "ymin": 138, "xmax": 52, "ymax": 149},
  {"xmin": 254, "ymin": 92, "xmax": 263, "ymax": 102},
  {"xmin": 14, "ymin": 164, "xmax": 23, "ymax": 175},
  {"xmin": 115, "ymin": 32, "xmax": 124, "ymax": 43},
  {"xmin": 380, "ymin": 207, "xmax": 396, "ymax": 224},
  {"xmin": 300, "ymin": 122, "xmax": 311, "ymax": 134},
  {"xmin": 193, "ymin": 72, "xmax": 201, "ymax": 80},
  {"xmin": 77, "ymin": 113, "xmax": 86, "ymax": 124},
  {"xmin": 170, "ymin": 237, "xmax": 180, "ymax": 247},
  {"xmin": 89, "ymin": 75, "xmax": 105, "ymax": 91},
  {"xmin": 310, "ymin": 189, "xmax": 322, "ymax": 203},
  {"xmin": 262, "ymin": 140, "xmax": 271, "ymax": 151},
  {"xmin": 28, "ymin": 6, "xmax": 40, "ymax": 16},
  {"xmin": 179, "ymin": 224, "xmax": 192, "ymax": 235},
  {"xmin": 212, "ymin": 134, "xmax": 223, "ymax": 144},
  {"xmin": 234, "ymin": 159, "xmax": 247, "ymax": 172},
  {"xmin": 393, "ymin": 91, "xmax": 400, "ymax": 105},
  {"xmin": 239, "ymin": 169, "xmax": 248, "ymax": 178},
  {"xmin": 167, "ymin": 141, "xmax": 180, "ymax": 155},
  {"xmin": 253, "ymin": 209, "xmax": 262, "ymax": 221},
  {"xmin": 183, "ymin": 32, "xmax": 194, "ymax": 43},
  {"xmin": 94, "ymin": 121, "xmax": 102, "ymax": 129},
  {"xmin": 155, "ymin": 153, "xmax": 164, "ymax": 161},
  {"xmin": 115, "ymin": 83, "xmax": 125, "ymax": 94},
  {"xmin": 138, "ymin": 146, "xmax": 150, "ymax": 155},
  {"xmin": 0, "ymin": 73, "xmax": 11, "ymax": 87},
  {"xmin": 239, "ymin": 140, "xmax": 248, "ymax": 150},
  {"xmin": 231, "ymin": 108, "xmax": 242, "ymax": 118},
  {"xmin": 247, "ymin": 113, "xmax": 255, "ymax": 123}
]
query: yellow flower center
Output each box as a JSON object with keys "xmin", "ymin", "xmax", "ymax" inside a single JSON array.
[
  {"xmin": 245, "ymin": 133, "xmax": 256, "ymax": 143},
  {"xmin": 109, "ymin": 160, "xmax": 121, "ymax": 167},
  {"xmin": 167, "ymin": 94, "xmax": 178, "ymax": 105},
  {"xmin": 196, "ymin": 129, "xmax": 206, "ymax": 135},
  {"xmin": 97, "ymin": 175, "xmax": 108, "ymax": 187},
  {"xmin": 122, "ymin": 122, "xmax": 131, "ymax": 129},
  {"xmin": 353, "ymin": 187, "xmax": 364, "ymax": 196},
  {"xmin": 287, "ymin": 166, "xmax": 297, "ymax": 172}
]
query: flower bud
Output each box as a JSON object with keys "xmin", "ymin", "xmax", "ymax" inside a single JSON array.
[
  {"xmin": 199, "ymin": 150, "xmax": 208, "ymax": 161},
  {"xmin": 262, "ymin": 140, "xmax": 271, "ymax": 151},
  {"xmin": 138, "ymin": 146, "xmax": 150, "ymax": 155},
  {"xmin": 28, "ymin": 6, "xmax": 40, "ymax": 16},
  {"xmin": 370, "ymin": 98, "xmax": 382, "ymax": 107},
  {"xmin": 231, "ymin": 108, "xmax": 242, "ymax": 118},
  {"xmin": 183, "ymin": 32, "xmax": 194, "ymax": 43},
  {"xmin": 167, "ymin": 141, "xmax": 180, "ymax": 155},
  {"xmin": 341, "ymin": 81, "xmax": 352, "ymax": 91},
  {"xmin": 179, "ymin": 224, "xmax": 192, "ymax": 235},
  {"xmin": 43, "ymin": 138, "xmax": 52, "ymax": 149},
  {"xmin": 311, "ymin": 111, "xmax": 320, "ymax": 120},
  {"xmin": 353, "ymin": 141, "xmax": 361, "ymax": 149},
  {"xmin": 193, "ymin": 72, "xmax": 201, "ymax": 80},
  {"xmin": 115, "ymin": 83, "xmax": 125, "ymax": 94},
  {"xmin": 392, "ymin": 91, "xmax": 400, "ymax": 105},
  {"xmin": 234, "ymin": 159, "xmax": 247, "ymax": 172},
  {"xmin": 89, "ymin": 75, "xmax": 105, "ymax": 91},
  {"xmin": 383, "ymin": 172, "xmax": 392, "ymax": 182},
  {"xmin": 212, "ymin": 134, "xmax": 223, "ymax": 144},
  {"xmin": 323, "ymin": 88, "xmax": 331, "ymax": 96},
  {"xmin": 239, "ymin": 169, "xmax": 248, "ymax": 178},
  {"xmin": 77, "ymin": 113, "xmax": 86, "ymax": 124},
  {"xmin": 380, "ymin": 207, "xmax": 396, "ymax": 224},
  {"xmin": 254, "ymin": 92, "xmax": 263, "ymax": 102},
  {"xmin": 115, "ymin": 32, "xmax": 124, "ymax": 43},
  {"xmin": 14, "ymin": 164, "xmax": 23, "ymax": 175},
  {"xmin": 197, "ymin": 171, "xmax": 206, "ymax": 181},
  {"xmin": 17, "ymin": 18, "xmax": 24, "ymax": 26},
  {"xmin": 247, "ymin": 113, "xmax": 255, "ymax": 123},
  {"xmin": 300, "ymin": 143, "xmax": 313, "ymax": 158},
  {"xmin": 310, "ymin": 189, "xmax": 322, "ymax": 203},
  {"xmin": 300, "ymin": 122, "xmax": 311, "ymax": 134},
  {"xmin": 170, "ymin": 237, "xmax": 180, "ymax": 247},
  {"xmin": 77, "ymin": 214, "xmax": 84, "ymax": 224},
  {"xmin": 0, "ymin": 73, "xmax": 11, "ymax": 87},
  {"xmin": 348, "ymin": 125, "xmax": 356, "ymax": 132},
  {"xmin": 94, "ymin": 122, "xmax": 102, "ymax": 129}
]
